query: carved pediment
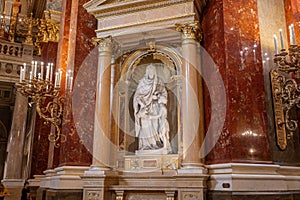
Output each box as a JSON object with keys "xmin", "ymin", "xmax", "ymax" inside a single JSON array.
[
  {"xmin": 84, "ymin": 0, "xmax": 189, "ymax": 16},
  {"xmin": 83, "ymin": 0, "xmax": 106, "ymax": 10},
  {"xmin": 83, "ymin": 0, "xmax": 132, "ymax": 11},
  {"xmin": 84, "ymin": 0, "xmax": 206, "ymax": 18},
  {"xmin": 84, "ymin": 0, "xmax": 207, "ymax": 37}
]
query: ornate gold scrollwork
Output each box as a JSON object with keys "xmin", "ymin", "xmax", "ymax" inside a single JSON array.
[
  {"xmin": 21, "ymin": 13, "xmax": 39, "ymax": 45},
  {"xmin": 271, "ymin": 45, "xmax": 300, "ymax": 150},
  {"xmin": 270, "ymin": 69, "xmax": 287, "ymax": 150},
  {"xmin": 8, "ymin": 1, "xmax": 21, "ymax": 42},
  {"xmin": 37, "ymin": 18, "xmax": 60, "ymax": 43},
  {"xmin": 35, "ymin": 18, "xmax": 60, "ymax": 55}
]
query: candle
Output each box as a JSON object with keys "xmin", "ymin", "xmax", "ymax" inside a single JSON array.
[
  {"xmin": 46, "ymin": 64, "xmax": 50, "ymax": 81},
  {"xmin": 69, "ymin": 76, "xmax": 73, "ymax": 91},
  {"xmin": 291, "ymin": 24, "xmax": 296, "ymax": 45},
  {"xmin": 273, "ymin": 34, "xmax": 279, "ymax": 54},
  {"xmin": 279, "ymin": 29, "xmax": 284, "ymax": 50},
  {"xmin": 22, "ymin": 68, "xmax": 25, "ymax": 82},
  {"xmin": 34, "ymin": 61, "xmax": 37, "ymax": 78},
  {"xmin": 38, "ymin": 73, "xmax": 41, "ymax": 80},
  {"xmin": 54, "ymin": 72, "xmax": 58, "ymax": 87},
  {"xmin": 31, "ymin": 61, "xmax": 34, "ymax": 75},
  {"xmin": 40, "ymin": 62, "xmax": 44, "ymax": 79},
  {"xmin": 29, "ymin": 71, "xmax": 33, "ymax": 81},
  {"xmin": 23, "ymin": 63, "xmax": 26, "ymax": 81},
  {"xmin": 19, "ymin": 67, "xmax": 23, "ymax": 82},
  {"xmin": 50, "ymin": 63, "xmax": 53, "ymax": 82}
]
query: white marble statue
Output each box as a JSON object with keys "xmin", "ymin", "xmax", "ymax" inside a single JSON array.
[{"xmin": 133, "ymin": 64, "xmax": 171, "ymax": 153}]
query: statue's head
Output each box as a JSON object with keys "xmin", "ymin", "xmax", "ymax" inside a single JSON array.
[{"xmin": 145, "ymin": 64, "xmax": 156, "ymax": 79}]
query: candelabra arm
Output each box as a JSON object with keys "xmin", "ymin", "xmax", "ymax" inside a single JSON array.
[{"xmin": 36, "ymin": 97, "xmax": 65, "ymax": 147}]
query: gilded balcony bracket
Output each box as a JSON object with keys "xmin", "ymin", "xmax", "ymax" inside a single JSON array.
[
  {"xmin": 35, "ymin": 15, "xmax": 60, "ymax": 55},
  {"xmin": 271, "ymin": 45, "xmax": 300, "ymax": 150}
]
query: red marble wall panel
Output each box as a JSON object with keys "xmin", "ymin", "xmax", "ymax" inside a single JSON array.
[
  {"xmin": 58, "ymin": 0, "xmax": 96, "ymax": 166},
  {"xmin": 30, "ymin": 114, "xmax": 51, "ymax": 177},
  {"xmin": 30, "ymin": 42, "xmax": 59, "ymax": 177},
  {"xmin": 202, "ymin": 0, "xmax": 272, "ymax": 164},
  {"xmin": 202, "ymin": 0, "xmax": 232, "ymax": 164},
  {"xmin": 56, "ymin": 0, "xmax": 71, "ymax": 81},
  {"xmin": 285, "ymin": 0, "xmax": 300, "ymax": 45}
]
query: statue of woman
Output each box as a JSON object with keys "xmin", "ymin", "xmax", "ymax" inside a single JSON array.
[{"xmin": 133, "ymin": 64, "xmax": 168, "ymax": 151}]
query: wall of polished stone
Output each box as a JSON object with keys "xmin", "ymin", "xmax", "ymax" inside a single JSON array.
[
  {"xmin": 57, "ymin": 0, "xmax": 96, "ymax": 167},
  {"xmin": 202, "ymin": 0, "xmax": 272, "ymax": 164}
]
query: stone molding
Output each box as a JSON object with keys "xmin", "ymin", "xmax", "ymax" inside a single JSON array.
[
  {"xmin": 38, "ymin": 166, "xmax": 89, "ymax": 190},
  {"xmin": 207, "ymin": 163, "xmax": 300, "ymax": 192},
  {"xmin": 85, "ymin": 0, "xmax": 198, "ymax": 38},
  {"xmin": 84, "ymin": 0, "xmax": 194, "ymax": 18}
]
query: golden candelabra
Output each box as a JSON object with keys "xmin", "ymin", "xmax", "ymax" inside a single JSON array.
[
  {"xmin": 22, "ymin": 13, "xmax": 39, "ymax": 45},
  {"xmin": 271, "ymin": 45, "xmax": 300, "ymax": 150},
  {"xmin": 16, "ymin": 62, "xmax": 66, "ymax": 147}
]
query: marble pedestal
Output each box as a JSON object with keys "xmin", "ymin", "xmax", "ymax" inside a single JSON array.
[
  {"xmin": 82, "ymin": 155, "xmax": 208, "ymax": 200},
  {"xmin": 124, "ymin": 154, "xmax": 179, "ymax": 172},
  {"xmin": 34, "ymin": 166, "xmax": 89, "ymax": 200}
]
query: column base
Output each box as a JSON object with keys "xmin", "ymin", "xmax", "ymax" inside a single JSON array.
[
  {"xmin": 31, "ymin": 166, "xmax": 89, "ymax": 200},
  {"xmin": 1, "ymin": 179, "xmax": 25, "ymax": 200},
  {"xmin": 40, "ymin": 166, "xmax": 89, "ymax": 190}
]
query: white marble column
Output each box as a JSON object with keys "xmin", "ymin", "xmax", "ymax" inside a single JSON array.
[
  {"xmin": 176, "ymin": 22, "xmax": 205, "ymax": 169},
  {"xmin": 92, "ymin": 36, "xmax": 113, "ymax": 170},
  {"xmin": 2, "ymin": 91, "xmax": 28, "ymax": 200},
  {"xmin": 4, "ymin": 91, "xmax": 27, "ymax": 179}
]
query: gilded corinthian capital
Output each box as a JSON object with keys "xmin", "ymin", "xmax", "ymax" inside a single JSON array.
[
  {"xmin": 176, "ymin": 22, "xmax": 202, "ymax": 41},
  {"xmin": 92, "ymin": 36, "xmax": 112, "ymax": 48}
]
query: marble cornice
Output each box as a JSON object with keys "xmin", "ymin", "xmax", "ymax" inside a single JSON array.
[
  {"xmin": 85, "ymin": 0, "xmax": 194, "ymax": 18},
  {"xmin": 94, "ymin": 13, "xmax": 195, "ymax": 34}
]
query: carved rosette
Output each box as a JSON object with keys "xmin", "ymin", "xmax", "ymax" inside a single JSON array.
[
  {"xmin": 175, "ymin": 22, "xmax": 202, "ymax": 41},
  {"xmin": 182, "ymin": 191, "xmax": 201, "ymax": 200},
  {"xmin": 86, "ymin": 190, "xmax": 102, "ymax": 200}
]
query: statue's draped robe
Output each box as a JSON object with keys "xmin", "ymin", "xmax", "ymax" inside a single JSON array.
[{"xmin": 133, "ymin": 66, "xmax": 167, "ymax": 150}]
